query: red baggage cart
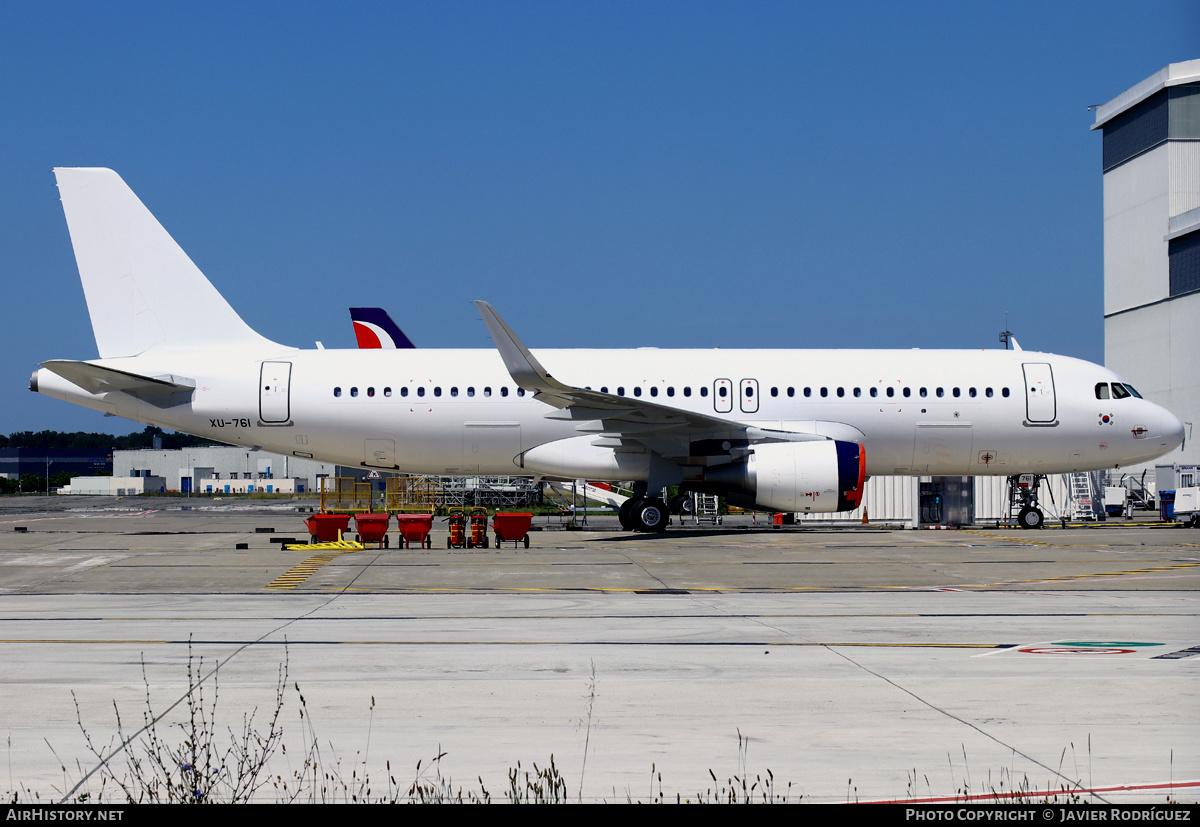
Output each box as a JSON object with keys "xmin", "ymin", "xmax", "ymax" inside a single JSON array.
[
  {"xmin": 354, "ymin": 512, "xmax": 391, "ymax": 548},
  {"xmin": 395, "ymin": 514, "xmax": 434, "ymax": 548},
  {"xmin": 492, "ymin": 512, "xmax": 533, "ymax": 548},
  {"xmin": 304, "ymin": 513, "xmax": 352, "ymax": 543}
]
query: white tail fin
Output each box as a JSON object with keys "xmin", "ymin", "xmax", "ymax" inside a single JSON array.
[{"xmin": 54, "ymin": 168, "xmax": 279, "ymax": 358}]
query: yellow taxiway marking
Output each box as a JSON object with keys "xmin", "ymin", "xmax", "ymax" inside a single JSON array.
[
  {"xmin": 958, "ymin": 530, "xmax": 1048, "ymax": 546},
  {"xmin": 1020, "ymin": 562, "xmax": 1200, "ymax": 583},
  {"xmin": 265, "ymin": 549, "xmax": 363, "ymax": 590}
]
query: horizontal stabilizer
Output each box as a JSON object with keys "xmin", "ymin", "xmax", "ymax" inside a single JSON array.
[{"xmin": 41, "ymin": 360, "xmax": 195, "ymax": 408}]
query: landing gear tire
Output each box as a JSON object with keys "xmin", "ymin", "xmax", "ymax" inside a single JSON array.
[
  {"xmin": 1018, "ymin": 506, "xmax": 1044, "ymax": 530},
  {"xmin": 670, "ymin": 493, "xmax": 694, "ymax": 516},
  {"xmin": 634, "ymin": 498, "xmax": 669, "ymax": 532},
  {"xmin": 618, "ymin": 498, "xmax": 637, "ymax": 531}
]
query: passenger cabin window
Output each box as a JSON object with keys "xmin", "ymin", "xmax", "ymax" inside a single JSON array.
[
  {"xmin": 334, "ymin": 387, "xmax": 342, "ymax": 397},
  {"xmin": 350, "ymin": 387, "xmax": 359, "ymax": 397},
  {"xmin": 417, "ymin": 387, "xmax": 425, "ymax": 397},
  {"xmin": 484, "ymin": 387, "xmax": 492, "ymax": 397},
  {"xmin": 434, "ymin": 387, "xmax": 442, "ymax": 397},
  {"xmin": 667, "ymin": 387, "xmax": 675, "ymax": 397},
  {"xmin": 853, "ymin": 388, "xmax": 861, "ymax": 397},
  {"xmin": 902, "ymin": 387, "xmax": 910, "ymax": 398},
  {"xmin": 617, "ymin": 387, "xmax": 625, "ymax": 396},
  {"xmin": 869, "ymin": 387, "xmax": 877, "ymax": 398},
  {"xmin": 936, "ymin": 388, "xmax": 944, "ymax": 397},
  {"xmin": 517, "ymin": 388, "xmax": 525, "ymax": 397},
  {"xmin": 384, "ymin": 387, "xmax": 392, "ymax": 397},
  {"xmin": 919, "ymin": 388, "xmax": 927, "ymax": 397},
  {"xmin": 952, "ymin": 388, "xmax": 960, "ymax": 398},
  {"xmin": 684, "ymin": 387, "xmax": 692, "ymax": 397},
  {"xmin": 836, "ymin": 387, "xmax": 844, "ymax": 397},
  {"xmin": 718, "ymin": 387, "xmax": 727, "ymax": 398},
  {"xmin": 700, "ymin": 387, "xmax": 708, "ymax": 397},
  {"xmin": 501, "ymin": 387, "xmax": 509, "ymax": 397},
  {"xmin": 804, "ymin": 388, "xmax": 812, "ymax": 397},
  {"xmin": 787, "ymin": 387, "xmax": 795, "ymax": 397},
  {"xmin": 771, "ymin": 387, "xmax": 778, "ymax": 397},
  {"xmin": 886, "ymin": 387, "xmax": 894, "ymax": 398},
  {"xmin": 450, "ymin": 387, "xmax": 458, "ymax": 397},
  {"xmin": 1002, "ymin": 387, "xmax": 1010, "ymax": 397},
  {"xmin": 985, "ymin": 388, "xmax": 993, "ymax": 397},
  {"xmin": 401, "ymin": 387, "xmax": 409, "ymax": 397},
  {"xmin": 650, "ymin": 387, "xmax": 658, "ymax": 397},
  {"xmin": 820, "ymin": 387, "xmax": 828, "ymax": 397},
  {"xmin": 634, "ymin": 387, "xmax": 642, "ymax": 397},
  {"xmin": 367, "ymin": 387, "xmax": 375, "ymax": 397},
  {"xmin": 968, "ymin": 387, "xmax": 977, "ymax": 398}
]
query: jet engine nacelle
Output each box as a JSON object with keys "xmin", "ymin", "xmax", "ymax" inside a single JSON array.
[
  {"xmin": 519, "ymin": 435, "xmax": 650, "ymax": 480},
  {"xmin": 703, "ymin": 440, "xmax": 866, "ymax": 513}
]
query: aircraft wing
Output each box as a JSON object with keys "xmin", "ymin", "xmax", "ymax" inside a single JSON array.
[
  {"xmin": 474, "ymin": 301, "xmax": 829, "ymax": 458},
  {"xmin": 40, "ymin": 360, "xmax": 196, "ymax": 408}
]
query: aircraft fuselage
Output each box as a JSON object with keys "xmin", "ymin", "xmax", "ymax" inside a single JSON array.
[{"xmin": 34, "ymin": 344, "xmax": 1182, "ymax": 479}]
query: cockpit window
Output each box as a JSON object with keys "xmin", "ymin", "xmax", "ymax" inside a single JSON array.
[
  {"xmin": 1125, "ymin": 384, "xmax": 1142, "ymax": 398},
  {"xmin": 1111, "ymin": 383, "xmax": 1131, "ymax": 400},
  {"xmin": 1095, "ymin": 383, "xmax": 1110, "ymax": 400}
]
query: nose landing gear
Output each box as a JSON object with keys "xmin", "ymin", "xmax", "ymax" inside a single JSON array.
[{"xmin": 1007, "ymin": 474, "xmax": 1047, "ymax": 530}]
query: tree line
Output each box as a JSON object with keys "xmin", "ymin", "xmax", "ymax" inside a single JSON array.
[{"xmin": 0, "ymin": 426, "xmax": 220, "ymax": 451}]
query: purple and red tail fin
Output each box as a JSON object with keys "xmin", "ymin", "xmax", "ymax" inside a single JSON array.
[{"xmin": 349, "ymin": 308, "xmax": 416, "ymax": 349}]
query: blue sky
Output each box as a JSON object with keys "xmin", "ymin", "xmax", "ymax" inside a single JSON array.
[{"xmin": 1, "ymin": 1, "xmax": 1196, "ymax": 435}]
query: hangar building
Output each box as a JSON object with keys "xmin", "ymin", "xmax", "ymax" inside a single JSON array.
[{"xmin": 1092, "ymin": 59, "xmax": 1200, "ymax": 485}]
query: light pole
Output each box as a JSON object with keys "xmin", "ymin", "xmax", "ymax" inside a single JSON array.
[{"xmin": 45, "ymin": 458, "xmax": 54, "ymax": 495}]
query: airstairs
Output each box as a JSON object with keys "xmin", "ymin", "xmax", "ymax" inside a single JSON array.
[{"xmin": 1068, "ymin": 472, "xmax": 1101, "ymax": 520}]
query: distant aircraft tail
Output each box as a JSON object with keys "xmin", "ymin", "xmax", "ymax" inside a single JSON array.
[
  {"xmin": 349, "ymin": 307, "xmax": 416, "ymax": 349},
  {"xmin": 53, "ymin": 168, "xmax": 280, "ymax": 358}
]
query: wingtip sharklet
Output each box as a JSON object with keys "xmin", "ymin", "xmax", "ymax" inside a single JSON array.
[{"xmin": 474, "ymin": 301, "xmax": 570, "ymax": 393}]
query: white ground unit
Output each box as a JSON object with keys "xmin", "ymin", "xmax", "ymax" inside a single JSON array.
[
  {"xmin": 1093, "ymin": 60, "xmax": 1200, "ymax": 495},
  {"xmin": 795, "ymin": 474, "xmax": 1071, "ymax": 528},
  {"xmin": 113, "ymin": 447, "xmax": 342, "ymax": 494},
  {"xmin": 60, "ymin": 475, "xmax": 167, "ymax": 495}
]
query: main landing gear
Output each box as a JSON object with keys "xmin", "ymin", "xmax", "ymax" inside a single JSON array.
[
  {"xmin": 619, "ymin": 496, "xmax": 669, "ymax": 532},
  {"xmin": 618, "ymin": 482, "xmax": 669, "ymax": 532}
]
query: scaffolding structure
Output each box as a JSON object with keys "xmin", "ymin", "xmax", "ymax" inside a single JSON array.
[
  {"xmin": 318, "ymin": 477, "xmax": 373, "ymax": 513},
  {"xmin": 384, "ymin": 475, "xmax": 441, "ymax": 512},
  {"xmin": 369, "ymin": 475, "xmax": 543, "ymax": 511},
  {"xmin": 440, "ymin": 476, "xmax": 542, "ymax": 507}
]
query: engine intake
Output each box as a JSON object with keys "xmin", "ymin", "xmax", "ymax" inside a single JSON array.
[{"xmin": 702, "ymin": 440, "xmax": 866, "ymax": 513}]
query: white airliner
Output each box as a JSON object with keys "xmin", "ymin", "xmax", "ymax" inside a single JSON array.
[{"xmin": 31, "ymin": 169, "xmax": 1185, "ymax": 531}]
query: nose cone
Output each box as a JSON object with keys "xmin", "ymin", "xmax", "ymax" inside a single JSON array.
[{"xmin": 1161, "ymin": 406, "xmax": 1185, "ymax": 452}]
